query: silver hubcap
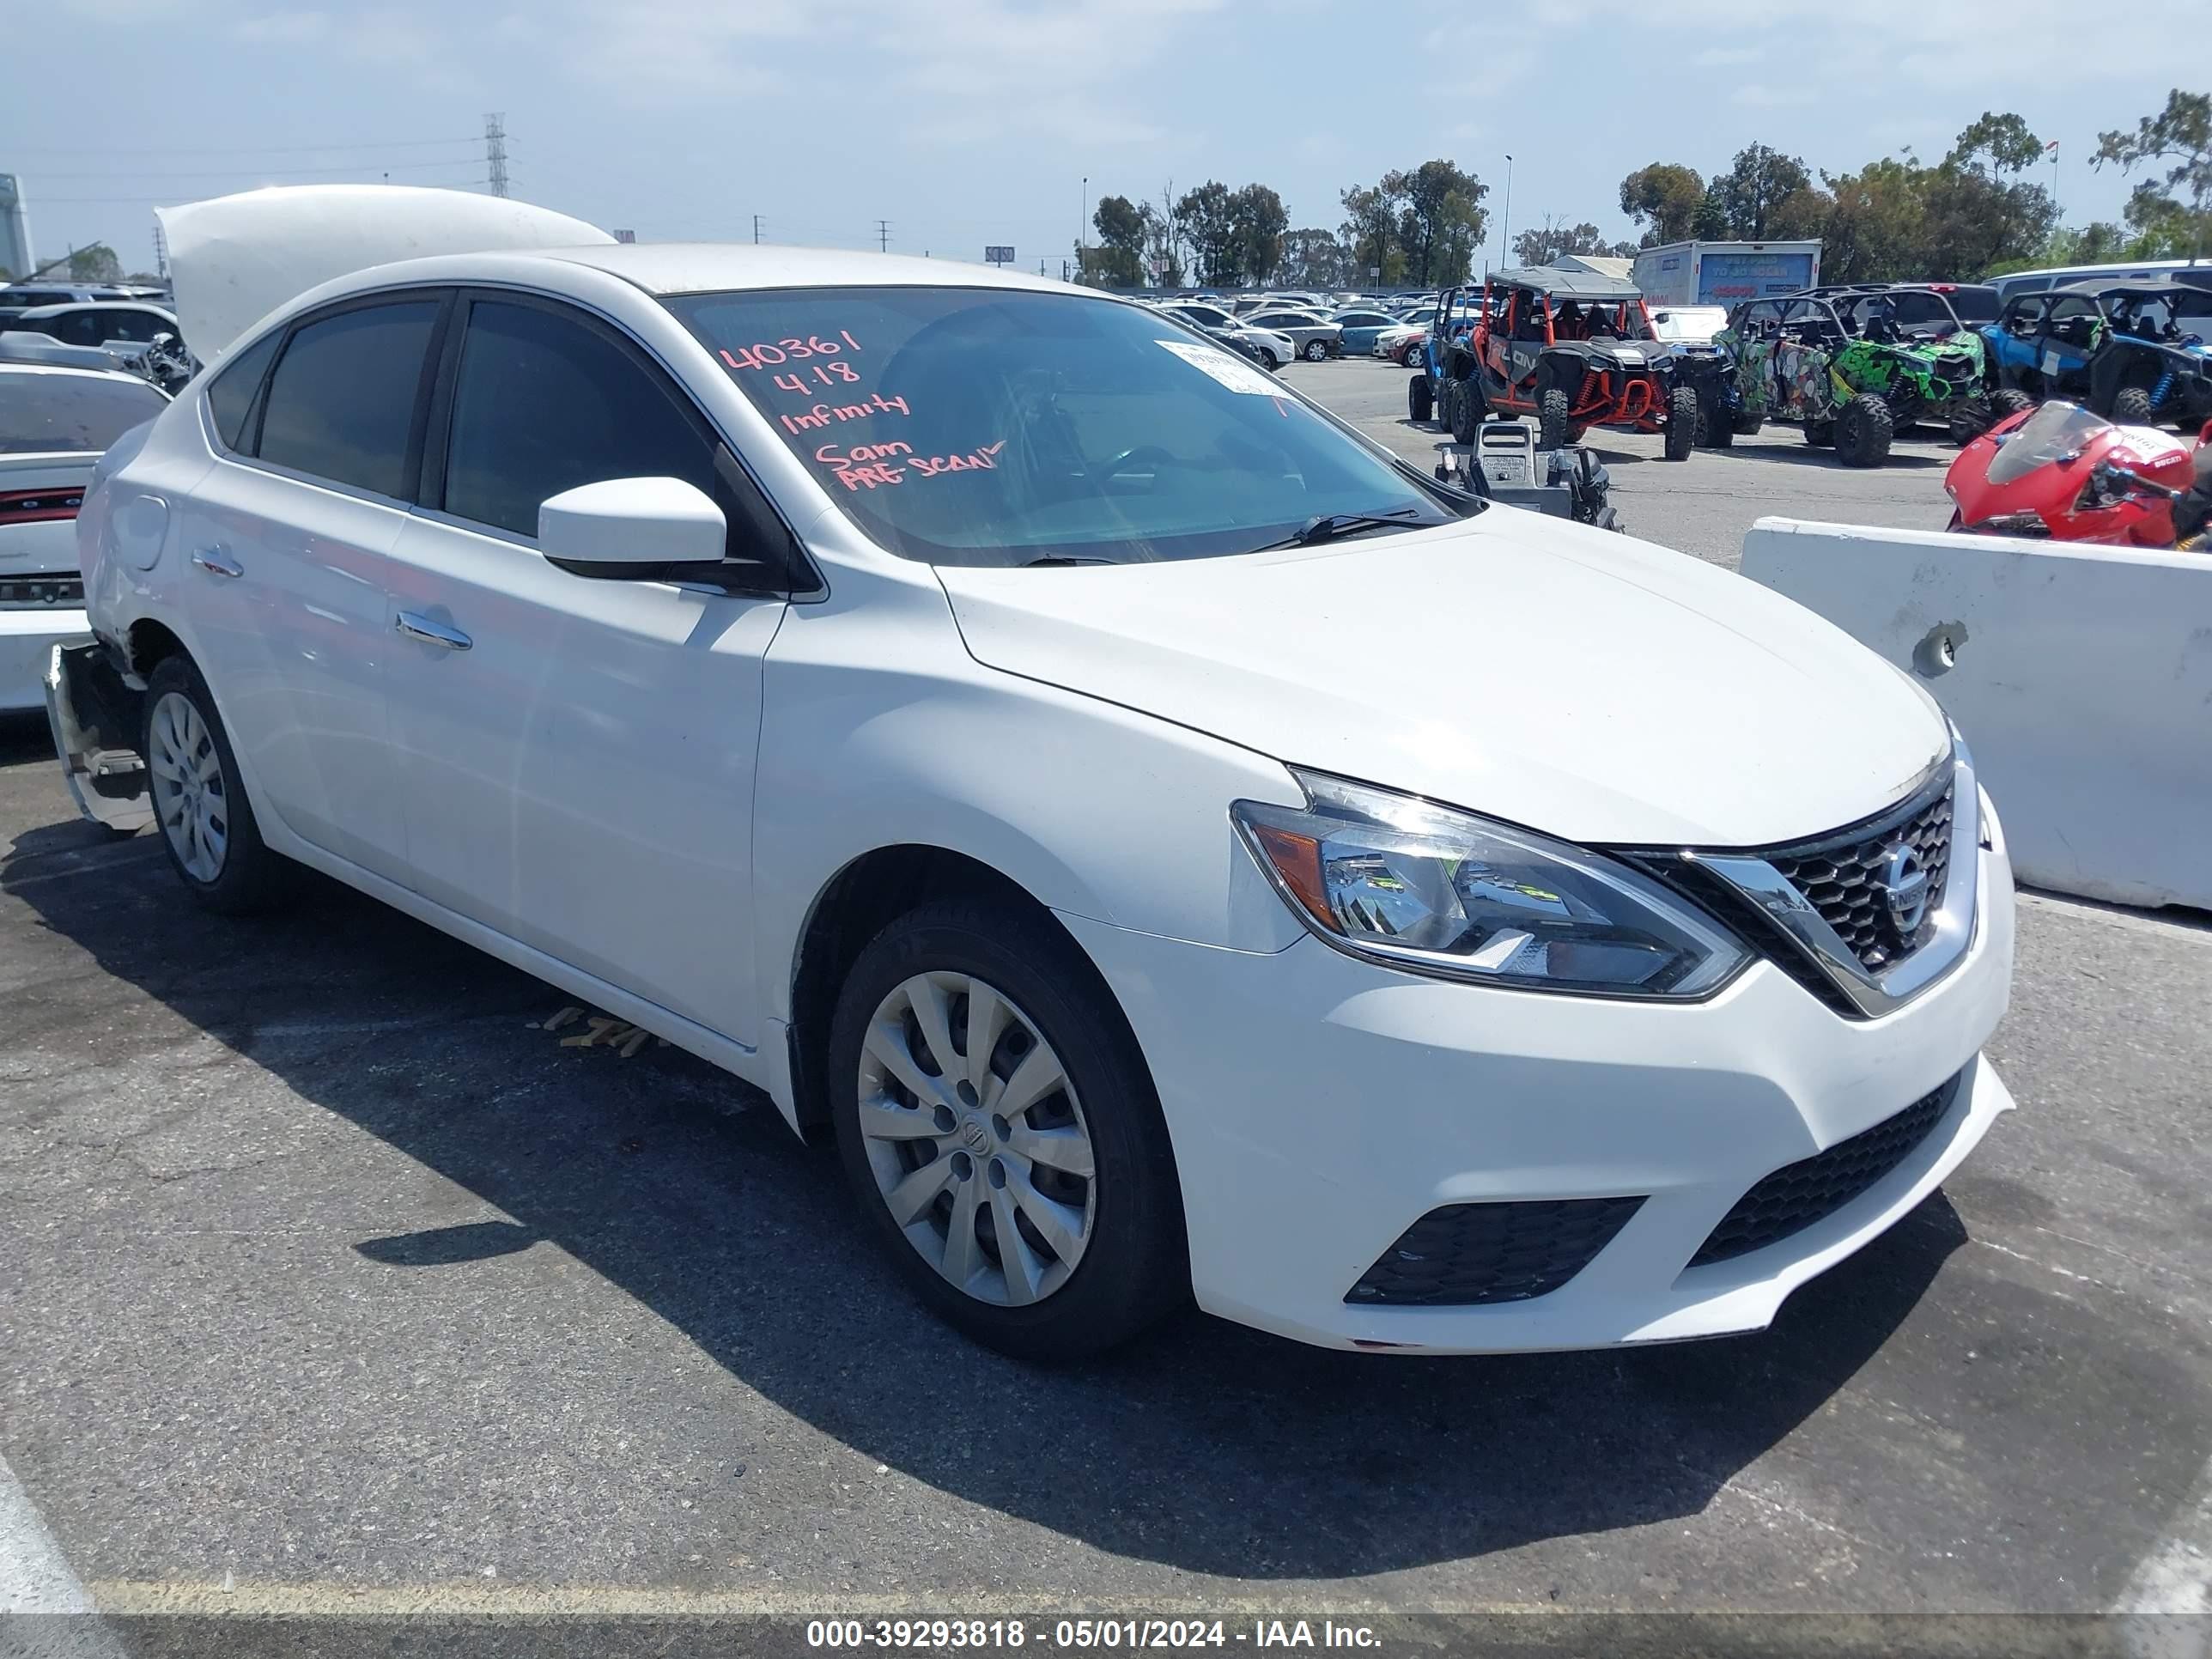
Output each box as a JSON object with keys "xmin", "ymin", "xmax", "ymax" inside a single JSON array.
[
  {"xmin": 149, "ymin": 691, "xmax": 228, "ymax": 883},
  {"xmin": 856, "ymin": 971, "xmax": 1097, "ymax": 1307}
]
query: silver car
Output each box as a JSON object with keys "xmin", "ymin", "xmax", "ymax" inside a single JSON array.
[{"xmin": 1242, "ymin": 308, "xmax": 1343, "ymax": 362}]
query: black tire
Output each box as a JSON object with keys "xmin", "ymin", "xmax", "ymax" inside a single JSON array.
[
  {"xmin": 1565, "ymin": 423, "xmax": 1590, "ymax": 445},
  {"xmin": 1407, "ymin": 373, "xmax": 1432, "ymax": 422},
  {"xmin": 140, "ymin": 654, "xmax": 295, "ymax": 915},
  {"xmin": 1662, "ymin": 384, "xmax": 1698, "ymax": 461},
  {"xmin": 1803, "ymin": 416, "xmax": 1836, "ymax": 448},
  {"xmin": 2114, "ymin": 384, "xmax": 2156, "ymax": 426},
  {"xmin": 1450, "ymin": 379, "xmax": 1483, "ymax": 444},
  {"xmin": 1946, "ymin": 404, "xmax": 1984, "ymax": 447},
  {"xmin": 1697, "ymin": 393, "xmax": 1734, "ymax": 447},
  {"xmin": 1836, "ymin": 392, "xmax": 1894, "ymax": 468},
  {"xmin": 1989, "ymin": 388, "xmax": 2034, "ymax": 426},
  {"xmin": 828, "ymin": 901, "xmax": 1187, "ymax": 1363},
  {"xmin": 1733, "ymin": 408, "xmax": 1765, "ymax": 437},
  {"xmin": 1302, "ymin": 338, "xmax": 1328, "ymax": 362},
  {"xmin": 1538, "ymin": 387, "xmax": 1572, "ymax": 451}
]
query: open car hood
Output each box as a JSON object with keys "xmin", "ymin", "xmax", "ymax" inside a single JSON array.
[
  {"xmin": 157, "ymin": 185, "xmax": 613, "ymax": 361},
  {"xmin": 936, "ymin": 513, "xmax": 1949, "ymax": 848}
]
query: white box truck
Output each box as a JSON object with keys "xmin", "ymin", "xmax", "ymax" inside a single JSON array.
[{"xmin": 1631, "ymin": 241, "xmax": 1821, "ymax": 307}]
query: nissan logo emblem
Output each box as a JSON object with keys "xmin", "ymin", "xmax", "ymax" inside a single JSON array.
[{"xmin": 1881, "ymin": 843, "xmax": 1931, "ymax": 939}]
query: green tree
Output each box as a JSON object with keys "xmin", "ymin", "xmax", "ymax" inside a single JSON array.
[
  {"xmin": 1511, "ymin": 217, "xmax": 1635, "ymax": 267},
  {"xmin": 1090, "ymin": 194, "xmax": 1145, "ymax": 288},
  {"xmin": 1706, "ymin": 143, "xmax": 1812, "ymax": 239},
  {"xmin": 2095, "ymin": 88, "xmax": 2212, "ymax": 261},
  {"xmin": 1232, "ymin": 183, "xmax": 1289, "ymax": 287},
  {"xmin": 1618, "ymin": 163, "xmax": 1705, "ymax": 246},
  {"xmin": 1338, "ymin": 181, "xmax": 1406, "ymax": 284},
  {"xmin": 1388, "ymin": 160, "xmax": 1488, "ymax": 286},
  {"xmin": 67, "ymin": 243, "xmax": 124, "ymax": 283},
  {"xmin": 1922, "ymin": 114, "xmax": 2057, "ymax": 280},
  {"xmin": 1176, "ymin": 180, "xmax": 1242, "ymax": 286},
  {"xmin": 1279, "ymin": 228, "xmax": 1347, "ymax": 289}
]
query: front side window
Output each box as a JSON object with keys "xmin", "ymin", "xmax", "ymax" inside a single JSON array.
[
  {"xmin": 441, "ymin": 299, "xmax": 720, "ymax": 539},
  {"xmin": 257, "ymin": 300, "xmax": 440, "ymax": 498},
  {"xmin": 0, "ymin": 371, "xmax": 167, "ymax": 454},
  {"xmin": 667, "ymin": 285, "xmax": 1455, "ymax": 567}
]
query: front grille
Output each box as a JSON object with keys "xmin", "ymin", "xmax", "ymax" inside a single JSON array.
[
  {"xmin": 1767, "ymin": 783, "xmax": 1954, "ymax": 970},
  {"xmin": 0, "ymin": 574, "xmax": 84, "ymax": 608},
  {"xmin": 1346, "ymin": 1195, "xmax": 1644, "ymax": 1307},
  {"xmin": 1689, "ymin": 1073, "xmax": 1961, "ymax": 1267}
]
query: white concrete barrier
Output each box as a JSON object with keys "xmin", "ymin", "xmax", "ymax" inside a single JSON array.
[{"xmin": 1741, "ymin": 516, "xmax": 2212, "ymax": 911}]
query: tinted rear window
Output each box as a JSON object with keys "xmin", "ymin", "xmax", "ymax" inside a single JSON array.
[
  {"xmin": 256, "ymin": 301, "xmax": 439, "ymax": 497},
  {"xmin": 0, "ymin": 373, "xmax": 167, "ymax": 454},
  {"xmin": 204, "ymin": 331, "xmax": 280, "ymax": 452}
]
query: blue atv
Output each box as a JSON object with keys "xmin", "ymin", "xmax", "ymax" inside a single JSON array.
[{"xmin": 1982, "ymin": 278, "xmax": 2212, "ymax": 429}]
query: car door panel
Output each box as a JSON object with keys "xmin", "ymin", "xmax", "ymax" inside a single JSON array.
[
  {"xmin": 381, "ymin": 520, "xmax": 782, "ymax": 1038},
  {"xmin": 378, "ymin": 290, "xmax": 787, "ymax": 1044}
]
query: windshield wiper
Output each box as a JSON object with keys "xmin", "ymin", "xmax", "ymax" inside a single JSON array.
[
  {"xmin": 1250, "ymin": 510, "xmax": 1425, "ymax": 553},
  {"xmin": 1019, "ymin": 555, "xmax": 1120, "ymax": 568}
]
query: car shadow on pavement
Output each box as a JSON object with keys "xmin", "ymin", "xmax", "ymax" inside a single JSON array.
[
  {"xmin": 1711, "ymin": 445, "xmax": 1951, "ymax": 471},
  {"xmin": 3, "ymin": 824, "xmax": 2016, "ymax": 1584}
]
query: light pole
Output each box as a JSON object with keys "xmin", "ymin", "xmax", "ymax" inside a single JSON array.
[{"xmin": 1500, "ymin": 153, "xmax": 1514, "ymax": 271}]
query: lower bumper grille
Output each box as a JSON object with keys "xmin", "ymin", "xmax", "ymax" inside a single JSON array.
[
  {"xmin": 1689, "ymin": 1072, "xmax": 1963, "ymax": 1267},
  {"xmin": 1346, "ymin": 1195, "xmax": 1644, "ymax": 1307}
]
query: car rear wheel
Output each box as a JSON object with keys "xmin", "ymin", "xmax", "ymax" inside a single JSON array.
[
  {"xmin": 1835, "ymin": 392, "xmax": 1894, "ymax": 468},
  {"xmin": 1450, "ymin": 378, "xmax": 1484, "ymax": 443},
  {"xmin": 1662, "ymin": 385, "xmax": 1698, "ymax": 461},
  {"xmin": 1302, "ymin": 338, "xmax": 1328, "ymax": 362},
  {"xmin": 142, "ymin": 655, "xmax": 295, "ymax": 915},
  {"xmin": 829, "ymin": 902, "xmax": 1186, "ymax": 1362},
  {"xmin": 2113, "ymin": 384, "xmax": 2157, "ymax": 426},
  {"xmin": 1989, "ymin": 388, "xmax": 2034, "ymax": 426},
  {"xmin": 1407, "ymin": 373, "xmax": 1433, "ymax": 422},
  {"xmin": 1538, "ymin": 388, "xmax": 1572, "ymax": 451}
]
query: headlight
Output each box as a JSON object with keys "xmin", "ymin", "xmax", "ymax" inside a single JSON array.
[{"xmin": 1231, "ymin": 772, "xmax": 1749, "ymax": 999}]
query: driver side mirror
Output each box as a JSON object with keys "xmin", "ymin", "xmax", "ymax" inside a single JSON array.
[{"xmin": 538, "ymin": 476, "xmax": 727, "ymax": 578}]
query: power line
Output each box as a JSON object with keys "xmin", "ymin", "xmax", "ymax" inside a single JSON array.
[
  {"xmin": 3, "ymin": 137, "xmax": 483, "ymax": 155},
  {"xmin": 26, "ymin": 156, "xmax": 482, "ymax": 179}
]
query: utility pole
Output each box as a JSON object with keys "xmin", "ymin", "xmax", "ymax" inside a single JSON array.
[
  {"xmin": 152, "ymin": 222, "xmax": 168, "ymax": 281},
  {"xmin": 1500, "ymin": 153, "xmax": 1514, "ymax": 270},
  {"xmin": 484, "ymin": 112, "xmax": 509, "ymax": 198},
  {"xmin": 876, "ymin": 219, "xmax": 890, "ymax": 252},
  {"xmin": 752, "ymin": 214, "xmax": 762, "ymax": 245}
]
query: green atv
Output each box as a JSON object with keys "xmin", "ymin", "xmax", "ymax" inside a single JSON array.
[{"xmin": 1718, "ymin": 288, "xmax": 1990, "ymax": 468}]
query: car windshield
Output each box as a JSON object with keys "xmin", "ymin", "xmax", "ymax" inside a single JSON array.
[
  {"xmin": 1985, "ymin": 400, "xmax": 2112, "ymax": 485},
  {"xmin": 0, "ymin": 372, "xmax": 167, "ymax": 454},
  {"xmin": 668, "ymin": 285, "xmax": 1455, "ymax": 567}
]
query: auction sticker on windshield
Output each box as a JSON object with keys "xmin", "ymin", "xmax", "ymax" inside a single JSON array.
[{"xmin": 1155, "ymin": 338, "xmax": 1280, "ymax": 396}]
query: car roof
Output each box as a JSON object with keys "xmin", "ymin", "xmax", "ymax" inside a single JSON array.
[
  {"xmin": 2060, "ymin": 278, "xmax": 2203, "ymax": 299},
  {"xmin": 0, "ymin": 360, "xmax": 168, "ymax": 388},
  {"xmin": 1491, "ymin": 265, "xmax": 1643, "ymax": 300},
  {"xmin": 529, "ymin": 243, "xmax": 1073, "ymax": 296},
  {"xmin": 9, "ymin": 301, "xmax": 176, "ymax": 319}
]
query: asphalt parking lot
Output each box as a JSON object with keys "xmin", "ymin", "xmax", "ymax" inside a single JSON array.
[{"xmin": 3, "ymin": 362, "xmax": 2210, "ymax": 1644}]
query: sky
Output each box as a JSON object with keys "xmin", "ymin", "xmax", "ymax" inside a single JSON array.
[{"xmin": 4, "ymin": 0, "xmax": 2202, "ymax": 282}]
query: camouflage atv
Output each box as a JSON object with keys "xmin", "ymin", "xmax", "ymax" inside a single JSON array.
[{"xmin": 1718, "ymin": 289, "xmax": 1989, "ymax": 468}]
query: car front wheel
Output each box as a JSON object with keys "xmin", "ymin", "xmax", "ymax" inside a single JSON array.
[
  {"xmin": 142, "ymin": 654, "xmax": 295, "ymax": 915},
  {"xmin": 829, "ymin": 901, "xmax": 1185, "ymax": 1361}
]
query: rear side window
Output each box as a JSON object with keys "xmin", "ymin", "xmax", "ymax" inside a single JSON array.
[
  {"xmin": 257, "ymin": 301, "xmax": 440, "ymax": 498},
  {"xmin": 204, "ymin": 331, "xmax": 280, "ymax": 451},
  {"xmin": 439, "ymin": 299, "xmax": 720, "ymax": 538}
]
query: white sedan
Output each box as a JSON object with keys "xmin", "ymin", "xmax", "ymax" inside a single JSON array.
[
  {"xmin": 1, "ymin": 362, "xmax": 168, "ymax": 709},
  {"xmin": 58, "ymin": 240, "xmax": 2015, "ymax": 1360}
]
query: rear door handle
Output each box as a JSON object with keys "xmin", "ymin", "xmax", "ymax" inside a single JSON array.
[
  {"xmin": 191, "ymin": 546, "xmax": 243, "ymax": 579},
  {"xmin": 395, "ymin": 611, "xmax": 471, "ymax": 652}
]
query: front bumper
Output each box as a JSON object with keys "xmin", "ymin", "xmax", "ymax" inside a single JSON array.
[
  {"xmin": 1060, "ymin": 807, "xmax": 2014, "ymax": 1352},
  {"xmin": 1, "ymin": 606, "xmax": 88, "ymax": 713}
]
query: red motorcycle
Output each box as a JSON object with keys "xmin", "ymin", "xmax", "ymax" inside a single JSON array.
[{"xmin": 1945, "ymin": 400, "xmax": 2210, "ymax": 546}]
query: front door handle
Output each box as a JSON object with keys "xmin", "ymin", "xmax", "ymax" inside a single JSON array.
[
  {"xmin": 191, "ymin": 546, "xmax": 243, "ymax": 579},
  {"xmin": 394, "ymin": 611, "xmax": 471, "ymax": 652}
]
